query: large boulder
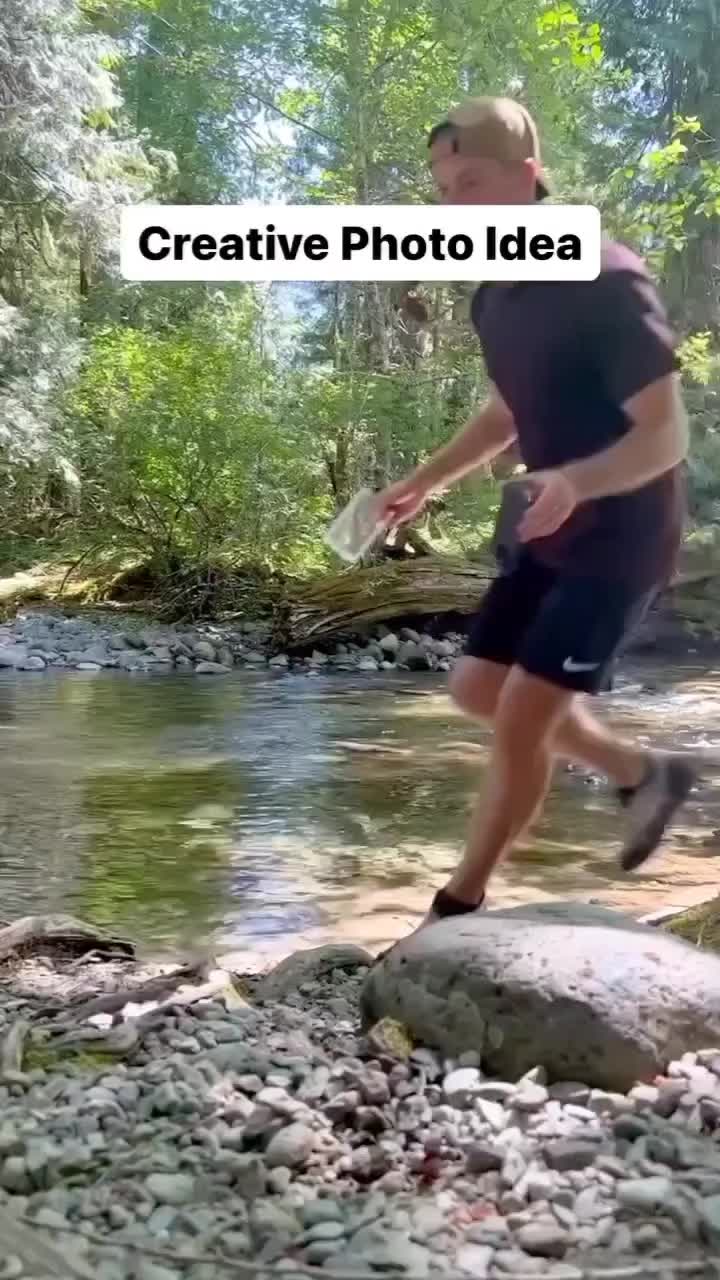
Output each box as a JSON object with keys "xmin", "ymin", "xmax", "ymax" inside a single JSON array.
[{"xmin": 361, "ymin": 902, "xmax": 720, "ymax": 1091}]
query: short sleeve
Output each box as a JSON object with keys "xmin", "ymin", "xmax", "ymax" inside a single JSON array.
[{"xmin": 586, "ymin": 269, "xmax": 680, "ymax": 405}]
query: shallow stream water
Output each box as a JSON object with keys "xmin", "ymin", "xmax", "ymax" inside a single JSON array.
[{"xmin": 0, "ymin": 661, "xmax": 718, "ymax": 964}]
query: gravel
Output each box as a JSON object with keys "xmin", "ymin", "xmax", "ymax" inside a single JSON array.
[
  {"xmin": 0, "ymin": 608, "xmax": 467, "ymax": 678},
  {"xmin": 0, "ymin": 946, "xmax": 719, "ymax": 1280}
]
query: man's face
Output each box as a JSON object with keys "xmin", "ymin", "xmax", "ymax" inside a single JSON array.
[{"xmin": 430, "ymin": 142, "xmax": 537, "ymax": 205}]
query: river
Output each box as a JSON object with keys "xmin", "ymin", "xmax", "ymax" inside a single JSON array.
[{"xmin": 0, "ymin": 660, "xmax": 718, "ymax": 967}]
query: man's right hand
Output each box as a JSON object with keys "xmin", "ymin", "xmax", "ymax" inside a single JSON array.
[{"xmin": 376, "ymin": 475, "xmax": 432, "ymax": 528}]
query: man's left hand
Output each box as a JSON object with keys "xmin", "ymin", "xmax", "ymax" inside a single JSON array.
[{"xmin": 518, "ymin": 469, "xmax": 579, "ymax": 542}]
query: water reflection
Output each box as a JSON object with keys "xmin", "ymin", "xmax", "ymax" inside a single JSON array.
[{"xmin": 0, "ymin": 663, "xmax": 717, "ymax": 956}]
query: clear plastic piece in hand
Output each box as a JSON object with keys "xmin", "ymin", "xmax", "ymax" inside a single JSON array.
[{"xmin": 324, "ymin": 487, "xmax": 389, "ymax": 563}]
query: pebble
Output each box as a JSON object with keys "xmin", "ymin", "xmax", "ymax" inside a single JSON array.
[
  {"xmin": 513, "ymin": 1083, "xmax": 549, "ymax": 1112},
  {"xmin": 1, "ymin": 938, "xmax": 720, "ymax": 1280},
  {"xmin": 456, "ymin": 1244, "xmax": 494, "ymax": 1275},
  {"xmin": 302, "ymin": 1199, "xmax": 345, "ymax": 1227},
  {"xmin": 145, "ymin": 1173, "xmax": 195, "ymax": 1205},
  {"xmin": 543, "ymin": 1140, "xmax": 599, "ymax": 1172},
  {"xmin": 700, "ymin": 1193, "xmax": 720, "ymax": 1244},
  {"xmin": 515, "ymin": 1222, "xmax": 569, "ymax": 1258},
  {"xmin": 616, "ymin": 1175, "xmax": 672, "ymax": 1211},
  {"xmin": 466, "ymin": 1142, "xmax": 503, "ymax": 1174},
  {"xmin": 443, "ymin": 1068, "xmax": 482, "ymax": 1108},
  {"xmin": 265, "ymin": 1123, "xmax": 316, "ymax": 1169}
]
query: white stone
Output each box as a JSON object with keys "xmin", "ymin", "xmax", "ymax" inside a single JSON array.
[
  {"xmin": 443, "ymin": 1068, "xmax": 482, "ymax": 1107},
  {"xmin": 456, "ymin": 1244, "xmax": 493, "ymax": 1276}
]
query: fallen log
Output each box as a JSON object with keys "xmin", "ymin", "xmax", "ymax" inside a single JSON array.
[
  {"xmin": 0, "ymin": 914, "xmax": 135, "ymax": 962},
  {"xmin": 284, "ymin": 555, "xmax": 495, "ymax": 649}
]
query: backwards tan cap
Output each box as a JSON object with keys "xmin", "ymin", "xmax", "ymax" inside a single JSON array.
[{"xmin": 428, "ymin": 96, "xmax": 550, "ymax": 200}]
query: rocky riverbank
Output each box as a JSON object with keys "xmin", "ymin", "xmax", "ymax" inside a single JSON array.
[
  {"xmin": 0, "ymin": 607, "xmax": 465, "ymax": 676},
  {"xmin": 2, "ymin": 914, "xmax": 720, "ymax": 1280}
]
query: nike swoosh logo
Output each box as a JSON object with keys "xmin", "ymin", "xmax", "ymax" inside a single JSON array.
[{"xmin": 563, "ymin": 657, "xmax": 601, "ymax": 673}]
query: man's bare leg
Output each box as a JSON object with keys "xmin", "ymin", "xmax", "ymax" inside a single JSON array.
[
  {"xmin": 422, "ymin": 657, "xmax": 695, "ymax": 924},
  {"xmin": 441, "ymin": 666, "xmax": 573, "ymax": 908},
  {"xmin": 450, "ymin": 656, "xmax": 648, "ymax": 788}
]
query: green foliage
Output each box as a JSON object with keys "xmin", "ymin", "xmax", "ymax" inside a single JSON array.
[
  {"xmin": 1, "ymin": 0, "xmax": 719, "ymax": 584},
  {"xmin": 66, "ymin": 296, "xmax": 332, "ymax": 571}
]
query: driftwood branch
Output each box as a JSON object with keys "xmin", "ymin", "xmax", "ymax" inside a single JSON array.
[
  {"xmin": 0, "ymin": 915, "xmax": 135, "ymax": 963},
  {"xmin": 285, "ymin": 556, "xmax": 494, "ymax": 648}
]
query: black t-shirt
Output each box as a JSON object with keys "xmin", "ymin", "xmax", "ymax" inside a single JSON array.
[{"xmin": 470, "ymin": 238, "xmax": 686, "ymax": 590}]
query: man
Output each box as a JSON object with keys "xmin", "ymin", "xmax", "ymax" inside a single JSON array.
[{"xmin": 377, "ymin": 96, "xmax": 696, "ymax": 926}]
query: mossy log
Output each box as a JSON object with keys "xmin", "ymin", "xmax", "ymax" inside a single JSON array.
[
  {"xmin": 284, "ymin": 555, "xmax": 495, "ymax": 649},
  {"xmin": 663, "ymin": 895, "xmax": 720, "ymax": 951}
]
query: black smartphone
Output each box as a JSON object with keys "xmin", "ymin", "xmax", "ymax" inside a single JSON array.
[{"xmin": 491, "ymin": 479, "xmax": 533, "ymax": 573}]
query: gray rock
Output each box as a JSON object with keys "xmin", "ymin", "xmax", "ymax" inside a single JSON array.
[
  {"xmin": 76, "ymin": 644, "xmax": 112, "ymax": 665},
  {"xmin": 633, "ymin": 1223, "xmax": 661, "ymax": 1250},
  {"xmin": 195, "ymin": 661, "xmax": 232, "ymax": 674},
  {"xmin": 358, "ymin": 1070, "xmax": 390, "ymax": 1107},
  {"xmin": 628, "ymin": 1083, "xmax": 660, "ymax": 1109},
  {"xmin": 361, "ymin": 902, "xmax": 720, "ymax": 1090},
  {"xmin": 265, "ymin": 1123, "xmax": 316, "ymax": 1169},
  {"xmin": 544, "ymin": 1140, "xmax": 598, "ymax": 1171},
  {"xmin": 700, "ymin": 1194, "xmax": 720, "ymax": 1245},
  {"xmin": 76, "ymin": 662, "xmax": 102, "ymax": 672},
  {"xmin": 136, "ymin": 1264, "xmax": 180, "ymax": 1280},
  {"xmin": 302, "ymin": 1199, "xmax": 344, "ymax": 1228},
  {"xmin": 193, "ymin": 640, "xmax": 217, "ymax": 662},
  {"xmin": 466, "ymin": 1142, "xmax": 503, "ymax": 1174},
  {"xmin": 396, "ymin": 641, "xmax": 432, "ymax": 671},
  {"xmin": 379, "ymin": 634, "xmax": 399, "ymax": 655},
  {"xmin": 297, "ymin": 1066, "xmax": 331, "ymax": 1103},
  {"xmin": 0, "ymin": 645, "xmax": 28, "ymax": 667},
  {"xmin": 250, "ymin": 1199, "xmax": 303, "ymax": 1245},
  {"xmin": 432, "ymin": 639, "xmax": 455, "ymax": 658},
  {"xmin": 303, "ymin": 1221, "xmax": 346, "ymax": 1243},
  {"xmin": 346, "ymin": 1226, "xmax": 430, "ymax": 1275},
  {"xmin": 513, "ymin": 1083, "xmax": 549, "ymax": 1112},
  {"xmin": 1, "ymin": 1156, "xmax": 29, "ymax": 1192},
  {"xmin": 231, "ymin": 1154, "xmax": 266, "ymax": 1199},
  {"xmin": 145, "ymin": 1173, "xmax": 195, "ymax": 1206},
  {"xmin": 19, "ymin": 656, "xmax": 46, "ymax": 671},
  {"xmin": 515, "ymin": 1223, "xmax": 568, "ymax": 1258},
  {"xmin": 616, "ymin": 1175, "xmax": 672, "ymax": 1212},
  {"xmin": 255, "ymin": 944, "xmax": 372, "ymax": 1002}
]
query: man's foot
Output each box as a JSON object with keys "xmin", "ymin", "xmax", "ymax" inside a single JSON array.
[
  {"xmin": 617, "ymin": 753, "xmax": 698, "ymax": 872},
  {"xmin": 374, "ymin": 889, "xmax": 487, "ymax": 963},
  {"xmin": 420, "ymin": 886, "xmax": 487, "ymax": 929}
]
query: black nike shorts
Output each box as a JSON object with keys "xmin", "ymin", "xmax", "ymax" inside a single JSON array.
[{"xmin": 465, "ymin": 551, "xmax": 656, "ymax": 694}]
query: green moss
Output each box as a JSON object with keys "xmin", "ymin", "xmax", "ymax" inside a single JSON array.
[
  {"xmin": 664, "ymin": 896, "xmax": 720, "ymax": 951},
  {"xmin": 25, "ymin": 1043, "xmax": 119, "ymax": 1074}
]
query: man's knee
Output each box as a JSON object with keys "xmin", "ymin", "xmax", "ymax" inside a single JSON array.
[
  {"xmin": 448, "ymin": 657, "xmax": 507, "ymax": 721},
  {"xmin": 494, "ymin": 667, "xmax": 574, "ymax": 757}
]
